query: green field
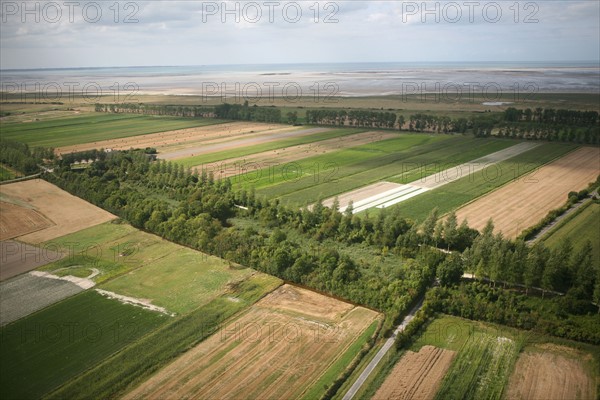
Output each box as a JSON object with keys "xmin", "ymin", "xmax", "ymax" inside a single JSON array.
[
  {"xmin": 409, "ymin": 315, "xmax": 522, "ymax": 400},
  {"xmin": 544, "ymin": 202, "xmax": 600, "ymax": 266},
  {"xmin": 251, "ymin": 136, "xmax": 517, "ymax": 206},
  {"xmin": 47, "ymin": 274, "xmax": 281, "ymax": 400},
  {"xmin": 0, "ymin": 113, "xmax": 224, "ymax": 147},
  {"xmin": 41, "ymin": 221, "xmax": 181, "ymax": 283},
  {"xmin": 0, "ymin": 291, "xmax": 167, "ymax": 399},
  {"xmin": 176, "ymin": 127, "xmax": 366, "ymax": 167},
  {"xmin": 101, "ymin": 246, "xmax": 256, "ymax": 314},
  {"xmin": 42, "ymin": 221, "xmax": 260, "ymax": 315},
  {"xmin": 390, "ymin": 142, "xmax": 578, "ymax": 222}
]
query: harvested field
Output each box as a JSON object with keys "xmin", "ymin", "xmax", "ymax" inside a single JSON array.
[
  {"xmin": 0, "ymin": 272, "xmax": 82, "ymax": 326},
  {"xmin": 55, "ymin": 122, "xmax": 292, "ymax": 155},
  {"xmin": 124, "ymin": 284, "xmax": 380, "ymax": 400},
  {"xmin": 505, "ymin": 344, "xmax": 596, "ymax": 400},
  {"xmin": 200, "ymin": 130, "xmax": 396, "ymax": 179},
  {"xmin": 0, "ymin": 179, "xmax": 116, "ymax": 243},
  {"xmin": 373, "ymin": 345, "xmax": 456, "ymax": 400},
  {"xmin": 159, "ymin": 126, "xmax": 327, "ymax": 160},
  {"xmin": 455, "ymin": 146, "xmax": 600, "ymax": 238},
  {"xmin": 0, "ymin": 240, "xmax": 63, "ymax": 281},
  {"xmin": 0, "ymin": 201, "xmax": 52, "ymax": 241}
]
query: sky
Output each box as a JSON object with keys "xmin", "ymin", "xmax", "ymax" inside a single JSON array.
[{"xmin": 1, "ymin": 0, "xmax": 599, "ymax": 69}]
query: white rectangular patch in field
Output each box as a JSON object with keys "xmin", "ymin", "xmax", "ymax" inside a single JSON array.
[{"xmin": 321, "ymin": 182, "xmax": 429, "ymax": 214}]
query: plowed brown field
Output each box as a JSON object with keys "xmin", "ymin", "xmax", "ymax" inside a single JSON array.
[
  {"xmin": 505, "ymin": 345, "xmax": 596, "ymax": 400},
  {"xmin": 455, "ymin": 146, "xmax": 600, "ymax": 238},
  {"xmin": 0, "ymin": 179, "xmax": 116, "ymax": 243},
  {"xmin": 124, "ymin": 284, "xmax": 379, "ymax": 400},
  {"xmin": 55, "ymin": 122, "xmax": 293, "ymax": 155},
  {"xmin": 373, "ymin": 345, "xmax": 456, "ymax": 400},
  {"xmin": 0, "ymin": 202, "xmax": 52, "ymax": 241}
]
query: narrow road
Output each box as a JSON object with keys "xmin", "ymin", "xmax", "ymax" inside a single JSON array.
[
  {"xmin": 342, "ymin": 296, "xmax": 425, "ymax": 400},
  {"xmin": 526, "ymin": 190, "xmax": 598, "ymax": 244}
]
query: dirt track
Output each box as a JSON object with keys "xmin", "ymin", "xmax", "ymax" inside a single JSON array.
[
  {"xmin": 505, "ymin": 345, "xmax": 596, "ymax": 400},
  {"xmin": 373, "ymin": 345, "xmax": 456, "ymax": 400},
  {"xmin": 203, "ymin": 131, "xmax": 396, "ymax": 179},
  {"xmin": 124, "ymin": 284, "xmax": 379, "ymax": 400},
  {"xmin": 455, "ymin": 146, "xmax": 600, "ymax": 238},
  {"xmin": 0, "ymin": 179, "xmax": 116, "ymax": 243}
]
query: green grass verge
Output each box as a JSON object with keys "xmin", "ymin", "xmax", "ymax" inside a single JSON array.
[
  {"xmin": 543, "ymin": 202, "xmax": 600, "ymax": 266},
  {"xmin": 175, "ymin": 127, "xmax": 366, "ymax": 167},
  {"xmin": 390, "ymin": 142, "xmax": 578, "ymax": 222},
  {"xmin": 46, "ymin": 274, "xmax": 281, "ymax": 400},
  {"xmin": 0, "ymin": 291, "xmax": 168, "ymax": 400},
  {"xmin": 301, "ymin": 319, "xmax": 379, "ymax": 400},
  {"xmin": 0, "ymin": 113, "xmax": 224, "ymax": 147}
]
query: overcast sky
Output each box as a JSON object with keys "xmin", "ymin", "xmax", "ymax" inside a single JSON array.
[{"xmin": 1, "ymin": 0, "xmax": 599, "ymax": 69}]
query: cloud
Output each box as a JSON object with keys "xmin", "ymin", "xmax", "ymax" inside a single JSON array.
[{"xmin": 1, "ymin": 0, "xmax": 598, "ymax": 68}]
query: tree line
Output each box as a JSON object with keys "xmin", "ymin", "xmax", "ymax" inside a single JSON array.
[
  {"xmin": 496, "ymin": 107, "xmax": 600, "ymax": 144},
  {"xmin": 94, "ymin": 103, "xmax": 214, "ymax": 117},
  {"xmin": 0, "ymin": 139, "xmax": 54, "ymax": 175},
  {"xmin": 94, "ymin": 102, "xmax": 600, "ymax": 144}
]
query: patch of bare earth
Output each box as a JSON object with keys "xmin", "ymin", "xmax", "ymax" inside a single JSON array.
[
  {"xmin": 0, "ymin": 179, "xmax": 116, "ymax": 244},
  {"xmin": 455, "ymin": 146, "xmax": 600, "ymax": 238},
  {"xmin": 373, "ymin": 345, "xmax": 456, "ymax": 400},
  {"xmin": 505, "ymin": 344, "xmax": 596, "ymax": 400},
  {"xmin": 201, "ymin": 130, "xmax": 396, "ymax": 179},
  {"xmin": 123, "ymin": 284, "xmax": 380, "ymax": 400}
]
